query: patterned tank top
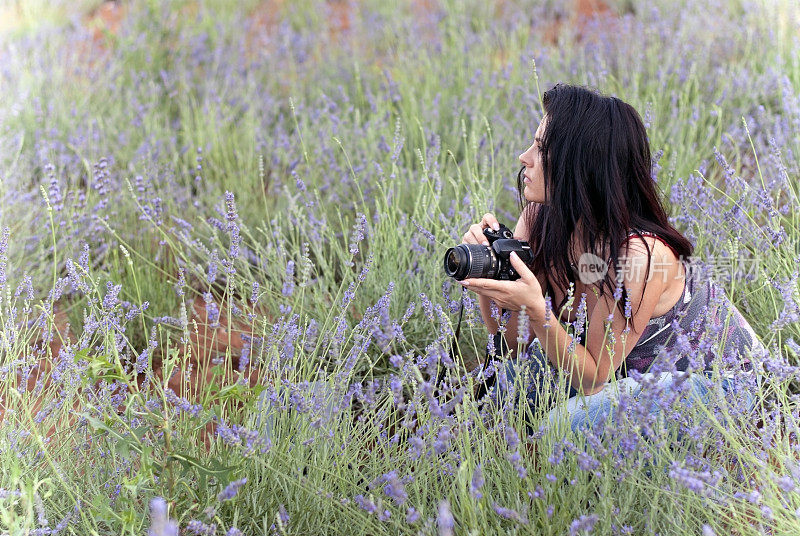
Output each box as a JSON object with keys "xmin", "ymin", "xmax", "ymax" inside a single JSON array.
[{"xmin": 566, "ymin": 230, "xmax": 764, "ymax": 376}]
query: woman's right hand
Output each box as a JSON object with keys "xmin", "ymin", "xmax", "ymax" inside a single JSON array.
[{"xmin": 462, "ymin": 213, "xmax": 501, "ymax": 246}]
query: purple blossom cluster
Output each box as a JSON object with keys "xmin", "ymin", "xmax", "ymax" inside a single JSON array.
[
  {"xmin": 217, "ymin": 478, "xmax": 247, "ymax": 502},
  {"xmin": 148, "ymin": 498, "xmax": 178, "ymax": 536},
  {"xmin": 215, "ymin": 419, "xmax": 272, "ymax": 457}
]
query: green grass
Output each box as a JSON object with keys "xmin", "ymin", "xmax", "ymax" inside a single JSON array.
[{"xmin": 0, "ymin": 0, "xmax": 799, "ymax": 534}]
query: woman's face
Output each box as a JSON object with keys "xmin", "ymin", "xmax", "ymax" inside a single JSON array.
[{"xmin": 519, "ymin": 115, "xmax": 548, "ymax": 204}]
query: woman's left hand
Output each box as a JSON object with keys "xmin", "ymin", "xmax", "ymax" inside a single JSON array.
[{"xmin": 459, "ymin": 252, "xmax": 546, "ymax": 313}]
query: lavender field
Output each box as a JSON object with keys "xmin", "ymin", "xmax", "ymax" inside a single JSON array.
[{"xmin": 2, "ymin": 0, "xmax": 800, "ymax": 534}]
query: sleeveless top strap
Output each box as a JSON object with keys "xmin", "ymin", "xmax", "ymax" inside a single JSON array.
[{"xmin": 619, "ymin": 229, "xmax": 681, "ymax": 259}]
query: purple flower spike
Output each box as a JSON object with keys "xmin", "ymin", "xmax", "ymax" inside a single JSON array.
[
  {"xmin": 569, "ymin": 513, "xmax": 599, "ymax": 535},
  {"xmin": 217, "ymin": 478, "xmax": 247, "ymax": 502},
  {"xmin": 148, "ymin": 498, "xmax": 178, "ymax": 536},
  {"xmin": 492, "ymin": 503, "xmax": 528, "ymax": 524},
  {"xmin": 437, "ymin": 500, "xmax": 454, "ymax": 536},
  {"xmin": 470, "ymin": 464, "xmax": 484, "ymax": 499}
]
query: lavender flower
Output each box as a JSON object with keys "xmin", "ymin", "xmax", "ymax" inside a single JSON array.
[
  {"xmin": 776, "ymin": 474, "xmax": 796, "ymax": 492},
  {"xmin": 508, "ymin": 450, "xmax": 527, "ymax": 479},
  {"xmin": 668, "ymin": 462, "xmax": 721, "ymax": 495},
  {"xmin": 437, "ymin": 500, "xmax": 454, "ymax": 536},
  {"xmin": 224, "ymin": 191, "xmax": 237, "ymax": 224},
  {"xmin": 174, "ymin": 268, "xmax": 186, "ymax": 297},
  {"xmin": 769, "ymin": 271, "xmax": 800, "ymax": 331},
  {"xmin": 250, "ymin": 280, "xmax": 259, "ymax": 304},
  {"xmin": 382, "ymin": 471, "xmax": 408, "ymax": 505},
  {"xmin": 389, "ymin": 376, "xmax": 404, "ymax": 408},
  {"xmin": 419, "ymin": 292, "xmax": 435, "ymax": 321},
  {"xmin": 623, "ymin": 293, "xmax": 632, "ymax": 331},
  {"xmin": 517, "ymin": 306, "xmax": 530, "ymax": 344},
  {"xmin": 203, "ymin": 292, "xmax": 220, "ymax": 328},
  {"xmin": 354, "ymin": 495, "xmax": 378, "ymax": 515},
  {"xmin": 576, "ymin": 451, "xmax": 600, "ymax": 473},
  {"xmin": 207, "ymin": 250, "xmax": 219, "ymax": 285},
  {"xmin": 406, "ymin": 507, "xmax": 420, "ymax": 524},
  {"xmin": 529, "ymin": 485, "xmax": 545, "ymax": 500},
  {"xmin": 215, "ymin": 419, "xmax": 271, "ymax": 456},
  {"xmin": 548, "ymin": 442, "xmax": 564, "ymax": 466},
  {"xmin": 217, "ymin": 478, "xmax": 247, "ymax": 502},
  {"xmin": 349, "ymin": 212, "xmax": 368, "ymax": 256},
  {"xmin": 492, "ymin": 503, "xmax": 528, "ymax": 524},
  {"xmin": 401, "ymin": 301, "xmax": 416, "ymax": 323},
  {"xmin": 432, "ymin": 426, "xmax": 452, "ymax": 455},
  {"xmin": 409, "ymin": 436, "xmax": 426, "ymax": 460},
  {"xmin": 613, "ymin": 276, "xmax": 623, "ymax": 302},
  {"xmin": 504, "ymin": 425, "xmax": 520, "ymax": 451},
  {"xmin": 34, "ymin": 493, "xmax": 48, "ymax": 529},
  {"xmin": 186, "ymin": 519, "xmax": 217, "ymax": 535},
  {"xmin": 102, "ymin": 281, "xmax": 122, "ymax": 310},
  {"xmin": 569, "ymin": 513, "xmax": 599, "ymax": 535},
  {"xmin": 65, "ymin": 258, "xmax": 91, "ymax": 295},
  {"xmin": 543, "ymin": 295, "xmax": 553, "ymax": 329},
  {"xmin": 282, "ymin": 260, "xmax": 296, "ymax": 297},
  {"xmin": 278, "ymin": 504, "xmax": 290, "ymax": 527},
  {"xmin": 195, "ymin": 148, "xmax": 203, "ymax": 183},
  {"xmin": 0, "ymin": 489, "xmax": 21, "ymax": 499},
  {"xmin": 164, "ymin": 388, "xmax": 203, "ymax": 417},
  {"xmin": 148, "ymin": 498, "xmax": 178, "ymax": 536},
  {"xmin": 470, "ymin": 465, "xmax": 484, "ymax": 499}
]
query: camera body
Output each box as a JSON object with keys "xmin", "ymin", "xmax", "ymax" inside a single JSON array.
[{"xmin": 444, "ymin": 223, "xmax": 533, "ymax": 281}]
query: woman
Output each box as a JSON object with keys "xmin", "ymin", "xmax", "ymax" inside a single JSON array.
[{"xmin": 460, "ymin": 83, "xmax": 765, "ymax": 435}]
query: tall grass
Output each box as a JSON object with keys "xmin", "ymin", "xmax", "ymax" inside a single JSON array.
[{"xmin": 1, "ymin": 0, "xmax": 799, "ymax": 533}]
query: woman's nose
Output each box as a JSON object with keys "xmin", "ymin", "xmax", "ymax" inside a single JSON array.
[{"xmin": 519, "ymin": 147, "xmax": 533, "ymax": 166}]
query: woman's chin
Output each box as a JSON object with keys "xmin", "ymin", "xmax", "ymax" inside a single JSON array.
[{"xmin": 523, "ymin": 189, "xmax": 544, "ymax": 204}]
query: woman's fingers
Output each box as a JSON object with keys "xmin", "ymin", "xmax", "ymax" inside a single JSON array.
[
  {"xmin": 509, "ymin": 251, "xmax": 534, "ymax": 280},
  {"xmin": 460, "ymin": 279, "xmax": 511, "ymax": 309},
  {"xmin": 461, "ymin": 278, "xmax": 501, "ymax": 291},
  {"xmin": 481, "ymin": 213, "xmax": 500, "ymax": 231},
  {"xmin": 461, "ymin": 213, "xmax": 500, "ymax": 245},
  {"xmin": 463, "ymin": 223, "xmax": 489, "ymax": 245},
  {"xmin": 461, "ymin": 255, "xmax": 544, "ymax": 313},
  {"xmin": 471, "ymin": 224, "xmax": 490, "ymax": 245}
]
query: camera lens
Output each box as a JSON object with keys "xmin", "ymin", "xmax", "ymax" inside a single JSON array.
[
  {"xmin": 444, "ymin": 248, "xmax": 465, "ymax": 278},
  {"xmin": 443, "ymin": 244, "xmax": 497, "ymax": 280}
]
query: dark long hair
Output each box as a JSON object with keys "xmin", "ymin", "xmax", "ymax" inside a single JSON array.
[{"xmin": 517, "ymin": 83, "xmax": 693, "ymax": 332}]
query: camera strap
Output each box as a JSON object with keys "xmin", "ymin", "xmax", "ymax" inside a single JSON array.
[
  {"xmin": 474, "ymin": 327, "xmax": 507, "ymax": 401},
  {"xmin": 438, "ymin": 290, "xmax": 504, "ymax": 403},
  {"xmin": 436, "ymin": 291, "xmax": 464, "ymax": 393}
]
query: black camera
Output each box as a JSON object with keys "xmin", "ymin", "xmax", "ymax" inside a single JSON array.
[{"xmin": 444, "ymin": 223, "xmax": 533, "ymax": 281}]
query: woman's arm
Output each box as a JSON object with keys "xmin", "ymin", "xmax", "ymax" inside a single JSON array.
[
  {"xmin": 462, "ymin": 236, "xmax": 669, "ymax": 394},
  {"xmin": 481, "ymin": 203, "xmax": 546, "ymax": 358},
  {"xmin": 528, "ymin": 237, "xmax": 667, "ymax": 393}
]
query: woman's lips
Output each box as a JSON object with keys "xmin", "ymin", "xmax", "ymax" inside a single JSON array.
[{"xmin": 523, "ymin": 175, "xmax": 532, "ymax": 184}]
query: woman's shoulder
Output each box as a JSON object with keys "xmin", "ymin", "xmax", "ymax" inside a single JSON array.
[{"xmin": 619, "ymin": 229, "xmax": 685, "ymax": 262}]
